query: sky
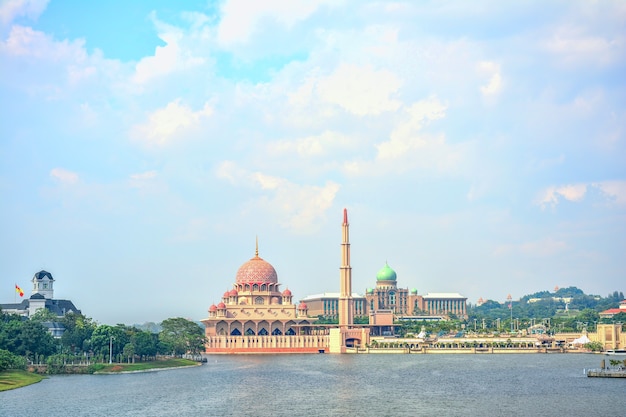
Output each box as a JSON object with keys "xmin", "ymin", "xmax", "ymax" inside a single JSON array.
[{"xmin": 1, "ymin": 0, "xmax": 625, "ymax": 325}]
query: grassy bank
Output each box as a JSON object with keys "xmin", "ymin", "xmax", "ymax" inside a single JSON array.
[
  {"xmin": 93, "ymin": 358, "xmax": 200, "ymax": 374},
  {"xmin": 0, "ymin": 370, "xmax": 45, "ymax": 392}
]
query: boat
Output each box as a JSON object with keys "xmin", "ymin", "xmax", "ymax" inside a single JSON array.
[{"xmin": 604, "ymin": 349, "xmax": 626, "ymax": 356}]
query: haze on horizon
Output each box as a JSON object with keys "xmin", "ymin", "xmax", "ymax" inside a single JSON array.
[{"xmin": 1, "ymin": 0, "xmax": 624, "ymax": 325}]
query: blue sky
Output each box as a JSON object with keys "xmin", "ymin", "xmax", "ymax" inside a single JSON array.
[{"xmin": 1, "ymin": 0, "xmax": 624, "ymax": 325}]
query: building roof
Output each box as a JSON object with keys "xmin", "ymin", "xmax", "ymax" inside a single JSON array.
[
  {"xmin": 235, "ymin": 255, "xmax": 278, "ymax": 285},
  {"xmin": 33, "ymin": 270, "xmax": 54, "ymax": 280},
  {"xmin": 376, "ymin": 262, "xmax": 397, "ymax": 282},
  {"xmin": 423, "ymin": 292, "xmax": 467, "ymax": 299},
  {"xmin": 301, "ymin": 292, "xmax": 364, "ymax": 300},
  {"xmin": 599, "ymin": 308, "xmax": 623, "ymax": 316}
]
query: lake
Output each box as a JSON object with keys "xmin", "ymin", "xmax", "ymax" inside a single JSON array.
[{"xmin": 1, "ymin": 354, "xmax": 624, "ymax": 416}]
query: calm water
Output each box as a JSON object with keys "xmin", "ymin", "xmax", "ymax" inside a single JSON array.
[{"xmin": 1, "ymin": 354, "xmax": 624, "ymax": 416}]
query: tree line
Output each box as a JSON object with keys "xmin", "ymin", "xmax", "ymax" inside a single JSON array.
[{"xmin": 0, "ymin": 311, "xmax": 206, "ymax": 372}]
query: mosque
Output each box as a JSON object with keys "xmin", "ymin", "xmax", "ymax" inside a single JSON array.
[{"xmin": 201, "ymin": 209, "xmax": 465, "ymax": 354}]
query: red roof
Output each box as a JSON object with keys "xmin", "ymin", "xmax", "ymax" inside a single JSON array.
[{"xmin": 600, "ymin": 308, "xmax": 622, "ymax": 315}]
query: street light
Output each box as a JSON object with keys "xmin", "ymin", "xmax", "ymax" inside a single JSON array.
[
  {"xmin": 109, "ymin": 336, "xmax": 115, "ymax": 364},
  {"xmin": 506, "ymin": 294, "xmax": 513, "ymax": 332}
]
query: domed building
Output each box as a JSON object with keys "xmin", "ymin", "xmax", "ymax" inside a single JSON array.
[
  {"xmin": 365, "ymin": 262, "xmax": 421, "ymax": 316},
  {"xmin": 201, "ymin": 241, "xmax": 328, "ymax": 353}
]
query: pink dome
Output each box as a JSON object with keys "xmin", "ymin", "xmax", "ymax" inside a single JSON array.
[
  {"xmin": 217, "ymin": 302, "xmax": 226, "ymax": 309},
  {"xmin": 282, "ymin": 288, "xmax": 292, "ymax": 296},
  {"xmin": 236, "ymin": 255, "xmax": 278, "ymax": 285},
  {"xmin": 298, "ymin": 302, "xmax": 307, "ymax": 310},
  {"xmin": 209, "ymin": 304, "xmax": 217, "ymax": 312},
  {"xmin": 223, "ymin": 291, "xmax": 230, "ymax": 298},
  {"xmin": 229, "ymin": 289, "xmax": 238, "ymax": 296}
]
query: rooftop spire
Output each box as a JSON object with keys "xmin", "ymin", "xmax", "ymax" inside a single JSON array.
[
  {"xmin": 255, "ymin": 235, "xmax": 259, "ymax": 257},
  {"xmin": 343, "ymin": 208, "xmax": 348, "ymax": 224}
]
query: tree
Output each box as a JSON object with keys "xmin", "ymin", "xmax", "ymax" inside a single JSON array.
[
  {"xmin": 123, "ymin": 343, "xmax": 135, "ymax": 363},
  {"xmin": 0, "ymin": 349, "xmax": 26, "ymax": 371},
  {"xmin": 159, "ymin": 318, "xmax": 206, "ymax": 356},
  {"xmin": 132, "ymin": 330, "xmax": 158, "ymax": 360},
  {"xmin": 29, "ymin": 308, "xmax": 59, "ymax": 323},
  {"xmin": 60, "ymin": 313, "xmax": 96, "ymax": 354},
  {"xmin": 14, "ymin": 320, "xmax": 57, "ymax": 357}
]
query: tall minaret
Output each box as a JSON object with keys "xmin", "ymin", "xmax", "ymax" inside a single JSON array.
[{"xmin": 338, "ymin": 208, "xmax": 354, "ymax": 328}]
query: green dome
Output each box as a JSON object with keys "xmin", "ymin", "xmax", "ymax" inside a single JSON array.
[
  {"xmin": 410, "ymin": 288, "xmax": 418, "ymax": 295},
  {"xmin": 366, "ymin": 288, "xmax": 374, "ymax": 294},
  {"xmin": 376, "ymin": 262, "xmax": 397, "ymax": 281}
]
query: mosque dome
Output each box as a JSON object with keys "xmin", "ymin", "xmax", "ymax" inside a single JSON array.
[
  {"xmin": 229, "ymin": 289, "xmax": 238, "ymax": 297},
  {"xmin": 223, "ymin": 291, "xmax": 230, "ymax": 298},
  {"xmin": 209, "ymin": 304, "xmax": 217, "ymax": 312},
  {"xmin": 282, "ymin": 288, "xmax": 292, "ymax": 296},
  {"xmin": 298, "ymin": 302, "xmax": 307, "ymax": 310},
  {"xmin": 217, "ymin": 302, "xmax": 226, "ymax": 309},
  {"xmin": 410, "ymin": 288, "xmax": 418, "ymax": 295},
  {"xmin": 366, "ymin": 288, "xmax": 374, "ymax": 295},
  {"xmin": 376, "ymin": 262, "xmax": 397, "ymax": 281},
  {"xmin": 236, "ymin": 255, "xmax": 278, "ymax": 285}
]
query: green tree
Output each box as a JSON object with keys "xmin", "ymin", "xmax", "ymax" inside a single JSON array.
[
  {"xmin": 29, "ymin": 308, "xmax": 59, "ymax": 322},
  {"xmin": 60, "ymin": 313, "xmax": 96, "ymax": 354},
  {"xmin": 123, "ymin": 343, "xmax": 135, "ymax": 363},
  {"xmin": 14, "ymin": 320, "xmax": 57, "ymax": 357},
  {"xmin": 159, "ymin": 318, "xmax": 206, "ymax": 356},
  {"xmin": 132, "ymin": 330, "xmax": 158, "ymax": 360}
]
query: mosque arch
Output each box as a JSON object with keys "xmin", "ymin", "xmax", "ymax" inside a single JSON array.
[
  {"xmin": 254, "ymin": 296, "xmax": 264, "ymax": 305},
  {"xmin": 229, "ymin": 321, "xmax": 243, "ymax": 336},
  {"xmin": 257, "ymin": 320, "xmax": 270, "ymax": 335},
  {"xmin": 216, "ymin": 321, "xmax": 229, "ymax": 336},
  {"xmin": 243, "ymin": 320, "xmax": 256, "ymax": 335}
]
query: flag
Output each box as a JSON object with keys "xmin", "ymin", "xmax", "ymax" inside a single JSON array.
[{"xmin": 15, "ymin": 284, "xmax": 24, "ymax": 297}]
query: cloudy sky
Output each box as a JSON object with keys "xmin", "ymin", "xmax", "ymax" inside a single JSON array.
[{"xmin": 1, "ymin": 0, "xmax": 624, "ymax": 325}]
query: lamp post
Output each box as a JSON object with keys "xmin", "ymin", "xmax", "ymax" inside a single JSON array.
[
  {"xmin": 109, "ymin": 336, "xmax": 115, "ymax": 364},
  {"xmin": 506, "ymin": 294, "xmax": 513, "ymax": 332}
]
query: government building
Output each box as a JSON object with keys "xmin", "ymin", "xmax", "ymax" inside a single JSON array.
[{"xmin": 303, "ymin": 262, "xmax": 467, "ymax": 321}]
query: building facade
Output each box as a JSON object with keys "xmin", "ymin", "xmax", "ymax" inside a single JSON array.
[
  {"xmin": 201, "ymin": 241, "xmax": 329, "ymax": 353},
  {"xmin": 305, "ymin": 262, "xmax": 468, "ymax": 321}
]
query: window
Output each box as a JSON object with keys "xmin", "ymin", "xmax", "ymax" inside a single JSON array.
[{"xmin": 255, "ymin": 296, "xmax": 264, "ymax": 305}]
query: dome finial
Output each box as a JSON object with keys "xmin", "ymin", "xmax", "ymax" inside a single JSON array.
[{"xmin": 255, "ymin": 235, "xmax": 259, "ymax": 257}]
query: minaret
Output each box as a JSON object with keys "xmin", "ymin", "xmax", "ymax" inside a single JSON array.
[{"xmin": 338, "ymin": 208, "xmax": 354, "ymax": 328}]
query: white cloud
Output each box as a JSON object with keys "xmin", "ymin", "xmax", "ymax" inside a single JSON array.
[
  {"xmin": 538, "ymin": 184, "xmax": 587, "ymax": 208},
  {"xmin": 544, "ymin": 25, "xmax": 625, "ymax": 67},
  {"xmin": 1, "ymin": 25, "xmax": 87, "ymax": 60},
  {"xmin": 478, "ymin": 61, "xmax": 502, "ymax": 97},
  {"xmin": 130, "ymin": 99, "xmax": 213, "ymax": 146},
  {"xmin": 130, "ymin": 170, "xmax": 158, "ymax": 181},
  {"xmin": 133, "ymin": 29, "xmax": 204, "ymax": 84},
  {"xmin": 217, "ymin": 0, "xmax": 335, "ymax": 46},
  {"xmin": 268, "ymin": 131, "xmax": 356, "ymax": 157},
  {"xmin": 596, "ymin": 180, "xmax": 626, "ymax": 205},
  {"xmin": 50, "ymin": 168, "xmax": 79, "ymax": 185},
  {"xmin": 316, "ymin": 63, "xmax": 402, "ymax": 116},
  {"xmin": 216, "ymin": 161, "xmax": 340, "ymax": 233},
  {"xmin": 538, "ymin": 181, "xmax": 626, "ymax": 209},
  {"xmin": 0, "ymin": 0, "xmax": 48, "ymax": 25}
]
